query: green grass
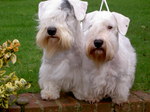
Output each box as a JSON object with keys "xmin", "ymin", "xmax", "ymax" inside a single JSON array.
[
  {"xmin": 0, "ymin": 0, "xmax": 41, "ymax": 93},
  {"xmin": 0, "ymin": 0, "xmax": 149, "ymax": 93}
]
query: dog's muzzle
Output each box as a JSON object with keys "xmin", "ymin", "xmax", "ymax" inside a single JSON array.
[
  {"xmin": 47, "ymin": 27, "xmax": 57, "ymax": 36},
  {"xmin": 92, "ymin": 39, "xmax": 105, "ymax": 55},
  {"xmin": 94, "ymin": 39, "xmax": 103, "ymax": 48}
]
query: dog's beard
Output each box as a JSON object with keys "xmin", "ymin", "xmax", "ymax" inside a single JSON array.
[
  {"xmin": 86, "ymin": 41, "xmax": 114, "ymax": 65},
  {"xmin": 36, "ymin": 27, "xmax": 74, "ymax": 57},
  {"xmin": 86, "ymin": 45, "xmax": 106, "ymax": 65}
]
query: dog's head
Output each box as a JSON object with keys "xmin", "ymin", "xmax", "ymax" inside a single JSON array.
[
  {"xmin": 82, "ymin": 11, "xmax": 130, "ymax": 64},
  {"xmin": 36, "ymin": 0, "xmax": 87, "ymax": 56}
]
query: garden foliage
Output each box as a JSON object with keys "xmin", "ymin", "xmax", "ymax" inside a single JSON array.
[{"xmin": 0, "ymin": 39, "xmax": 31, "ymax": 108}]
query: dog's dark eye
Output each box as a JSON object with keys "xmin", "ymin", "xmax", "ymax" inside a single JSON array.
[{"xmin": 107, "ymin": 26, "xmax": 113, "ymax": 29}]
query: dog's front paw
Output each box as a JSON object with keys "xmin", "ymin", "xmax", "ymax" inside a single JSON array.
[
  {"xmin": 41, "ymin": 89, "xmax": 60, "ymax": 100},
  {"xmin": 85, "ymin": 98, "xmax": 100, "ymax": 104}
]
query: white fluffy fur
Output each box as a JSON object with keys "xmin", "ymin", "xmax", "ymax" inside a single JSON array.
[
  {"xmin": 37, "ymin": 0, "xmax": 136, "ymax": 104},
  {"xmin": 37, "ymin": 0, "xmax": 88, "ymax": 100},
  {"xmin": 80, "ymin": 11, "xmax": 136, "ymax": 104}
]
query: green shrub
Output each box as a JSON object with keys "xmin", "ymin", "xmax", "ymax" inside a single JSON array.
[{"xmin": 0, "ymin": 39, "xmax": 31, "ymax": 108}]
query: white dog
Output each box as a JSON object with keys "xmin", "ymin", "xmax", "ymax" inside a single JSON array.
[
  {"xmin": 80, "ymin": 11, "xmax": 137, "ymax": 104},
  {"xmin": 36, "ymin": 0, "xmax": 88, "ymax": 100}
]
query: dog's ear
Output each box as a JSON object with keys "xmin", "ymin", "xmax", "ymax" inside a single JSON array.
[
  {"xmin": 68, "ymin": 0, "xmax": 88, "ymax": 21},
  {"xmin": 112, "ymin": 12, "xmax": 130, "ymax": 35},
  {"xmin": 38, "ymin": 1, "xmax": 47, "ymax": 20},
  {"xmin": 38, "ymin": 1, "xmax": 51, "ymax": 20},
  {"xmin": 82, "ymin": 11, "xmax": 98, "ymax": 32}
]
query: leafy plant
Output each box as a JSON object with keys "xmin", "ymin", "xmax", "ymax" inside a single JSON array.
[{"xmin": 0, "ymin": 39, "xmax": 31, "ymax": 108}]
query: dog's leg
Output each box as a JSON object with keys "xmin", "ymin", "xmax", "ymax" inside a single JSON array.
[
  {"xmin": 111, "ymin": 81, "xmax": 130, "ymax": 104},
  {"xmin": 39, "ymin": 80, "xmax": 60, "ymax": 100}
]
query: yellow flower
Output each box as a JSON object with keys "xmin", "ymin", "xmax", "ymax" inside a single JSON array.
[
  {"xmin": 5, "ymin": 82, "xmax": 16, "ymax": 92},
  {"xmin": 1, "ymin": 48, "xmax": 6, "ymax": 54},
  {"xmin": 5, "ymin": 82, "xmax": 13, "ymax": 88},
  {"xmin": 20, "ymin": 78, "xmax": 27, "ymax": 83},
  {"xmin": 12, "ymin": 39, "xmax": 20, "ymax": 47},
  {"xmin": 2, "ymin": 42, "xmax": 7, "ymax": 48},
  {"xmin": 13, "ymin": 47, "xmax": 19, "ymax": 52},
  {"xmin": 10, "ymin": 53, "xmax": 17, "ymax": 64},
  {"xmin": 7, "ymin": 45, "xmax": 13, "ymax": 50},
  {"xmin": 11, "ymin": 75, "xmax": 19, "ymax": 81},
  {"xmin": 0, "ymin": 39, "xmax": 31, "ymax": 109},
  {"xmin": 0, "ymin": 86, "xmax": 5, "ymax": 94},
  {"xmin": 3, "ymin": 101, "xmax": 8, "ymax": 108},
  {"xmin": 0, "ymin": 59, "xmax": 3, "ymax": 68},
  {"xmin": 15, "ymin": 80, "xmax": 22, "ymax": 87},
  {"xmin": 19, "ymin": 78, "xmax": 28, "ymax": 87},
  {"xmin": 4, "ymin": 52, "xmax": 12, "ymax": 59},
  {"xmin": 25, "ymin": 83, "xmax": 31, "ymax": 89},
  {"xmin": 0, "ymin": 70, "xmax": 6, "ymax": 77}
]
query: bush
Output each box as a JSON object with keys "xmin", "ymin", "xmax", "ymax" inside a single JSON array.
[{"xmin": 0, "ymin": 39, "xmax": 31, "ymax": 108}]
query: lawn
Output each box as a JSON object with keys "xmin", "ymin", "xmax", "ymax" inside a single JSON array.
[{"xmin": 0, "ymin": 0, "xmax": 149, "ymax": 93}]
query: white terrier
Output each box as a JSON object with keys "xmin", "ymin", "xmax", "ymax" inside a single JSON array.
[
  {"xmin": 80, "ymin": 11, "xmax": 136, "ymax": 104},
  {"xmin": 36, "ymin": 0, "xmax": 88, "ymax": 100}
]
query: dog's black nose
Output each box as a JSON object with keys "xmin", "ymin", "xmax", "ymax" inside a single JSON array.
[
  {"xmin": 47, "ymin": 27, "xmax": 57, "ymax": 36},
  {"xmin": 94, "ymin": 39, "xmax": 103, "ymax": 48}
]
